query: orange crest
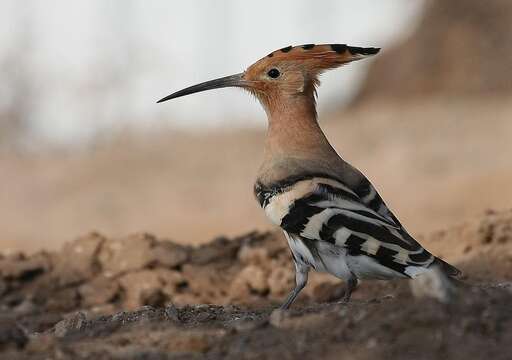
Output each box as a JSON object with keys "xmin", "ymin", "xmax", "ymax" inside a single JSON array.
[{"xmin": 243, "ymin": 44, "xmax": 380, "ymax": 99}]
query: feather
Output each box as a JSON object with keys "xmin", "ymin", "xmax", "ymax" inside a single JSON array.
[{"xmin": 259, "ymin": 175, "xmax": 456, "ymax": 279}]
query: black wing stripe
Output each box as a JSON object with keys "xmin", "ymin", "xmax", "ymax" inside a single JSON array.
[
  {"xmin": 346, "ymin": 234, "xmax": 408, "ymax": 274},
  {"xmin": 367, "ymin": 193, "xmax": 384, "ymax": 212},
  {"xmin": 311, "ymin": 183, "xmax": 398, "ymax": 228},
  {"xmin": 318, "ymin": 216, "xmax": 337, "ymax": 244},
  {"xmin": 353, "ymin": 180, "xmax": 372, "ymax": 198},
  {"xmin": 349, "ymin": 209, "xmax": 397, "ymax": 227},
  {"xmin": 408, "ymin": 249, "xmax": 432, "ymax": 263},
  {"xmin": 281, "ymin": 191, "xmax": 338, "ymax": 235},
  {"xmin": 316, "ymin": 182, "xmax": 400, "ymax": 228},
  {"xmin": 317, "ymin": 183, "xmax": 360, "ymax": 202},
  {"xmin": 324, "ymin": 213, "xmax": 420, "ymax": 251},
  {"xmin": 345, "ymin": 233, "xmax": 367, "ymax": 252},
  {"xmin": 280, "ymin": 199, "xmax": 324, "ymax": 234}
]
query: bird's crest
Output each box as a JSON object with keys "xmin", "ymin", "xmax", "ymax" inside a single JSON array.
[
  {"xmin": 265, "ymin": 43, "xmax": 379, "ymax": 61},
  {"xmin": 258, "ymin": 43, "xmax": 380, "ymax": 72}
]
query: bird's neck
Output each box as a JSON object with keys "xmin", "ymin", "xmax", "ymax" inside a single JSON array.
[{"xmin": 258, "ymin": 95, "xmax": 341, "ymax": 184}]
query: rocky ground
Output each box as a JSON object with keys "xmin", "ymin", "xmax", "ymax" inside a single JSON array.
[{"xmin": 0, "ymin": 209, "xmax": 511, "ymax": 359}]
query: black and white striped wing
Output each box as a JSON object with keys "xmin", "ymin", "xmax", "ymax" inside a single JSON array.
[{"xmin": 265, "ymin": 178, "xmax": 435, "ymax": 277}]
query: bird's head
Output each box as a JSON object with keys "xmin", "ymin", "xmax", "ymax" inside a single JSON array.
[{"xmin": 157, "ymin": 44, "xmax": 379, "ymax": 114}]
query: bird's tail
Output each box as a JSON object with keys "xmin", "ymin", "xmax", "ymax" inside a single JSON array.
[{"xmin": 432, "ymin": 257, "xmax": 462, "ymax": 279}]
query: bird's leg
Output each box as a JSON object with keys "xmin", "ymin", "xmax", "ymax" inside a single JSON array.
[
  {"xmin": 341, "ymin": 273, "xmax": 358, "ymax": 303},
  {"xmin": 280, "ymin": 262, "xmax": 309, "ymax": 310}
]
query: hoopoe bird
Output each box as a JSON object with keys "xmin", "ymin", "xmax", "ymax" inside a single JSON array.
[{"xmin": 158, "ymin": 44, "xmax": 461, "ymax": 309}]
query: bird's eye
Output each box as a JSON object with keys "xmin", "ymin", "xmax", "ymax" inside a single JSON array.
[{"xmin": 267, "ymin": 68, "xmax": 280, "ymax": 79}]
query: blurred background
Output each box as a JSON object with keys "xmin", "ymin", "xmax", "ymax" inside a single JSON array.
[{"xmin": 1, "ymin": 0, "xmax": 511, "ymax": 252}]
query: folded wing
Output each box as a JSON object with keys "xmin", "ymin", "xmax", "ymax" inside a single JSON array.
[{"xmin": 277, "ymin": 178, "xmax": 437, "ymax": 277}]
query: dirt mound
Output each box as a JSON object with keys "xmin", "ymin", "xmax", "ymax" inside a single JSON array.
[
  {"xmin": 353, "ymin": 0, "xmax": 512, "ymax": 104},
  {"xmin": 1, "ymin": 209, "xmax": 511, "ymax": 358},
  {"xmin": 0, "ymin": 230, "xmax": 318, "ymax": 317}
]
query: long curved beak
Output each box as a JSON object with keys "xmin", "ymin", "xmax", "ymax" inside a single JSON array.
[{"xmin": 157, "ymin": 73, "xmax": 246, "ymax": 103}]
